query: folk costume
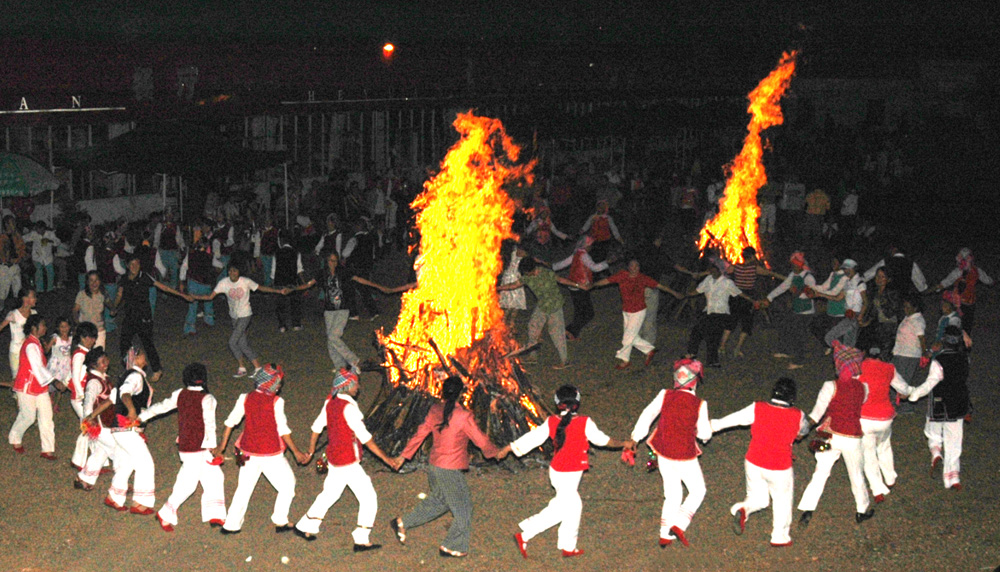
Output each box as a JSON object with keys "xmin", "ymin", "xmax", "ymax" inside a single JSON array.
[
  {"xmin": 69, "ymin": 343, "xmax": 92, "ymax": 470},
  {"xmin": 77, "ymin": 356, "xmax": 119, "ymax": 488},
  {"xmin": 106, "ymin": 357, "xmax": 156, "ymax": 511},
  {"xmin": 8, "ymin": 333, "xmax": 57, "ymax": 455},
  {"xmin": 631, "ymin": 359, "xmax": 712, "ymax": 546},
  {"xmin": 858, "ymin": 357, "xmax": 912, "ymax": 500}
]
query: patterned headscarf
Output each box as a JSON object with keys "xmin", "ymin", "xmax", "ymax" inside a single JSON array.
[
  {"xmin": 790, "ymin": 251, "xmax": 809, "ymax": 272},
  {"xmin": 831, "ymin": 340, "xmax": 864, "ymax": 378},
  {"xmin": 673, "ymin": 358, "xmax": 703, "ymax": 390},
  {"xmin": 942, "ymin": 289, "xmax": 963, "ymax": 316},
  {"xmin": 956, "ymin": 248, "xmax": 974, "ymax": 272},
  {"xmin": 331, "ymin": 368, "xmax": 359, "ymax": 395},
  {"xmin": 253, "ymin": 363, "xmax": 285, "ymax": 394}
]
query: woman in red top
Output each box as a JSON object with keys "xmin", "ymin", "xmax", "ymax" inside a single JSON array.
[
  {"xmin": 390, "ymin": 375, "xmax": 500, "ymax": 558},
  {"xmin": 499, "ymin": 385, "xmax": 632, "ymax": 558}
]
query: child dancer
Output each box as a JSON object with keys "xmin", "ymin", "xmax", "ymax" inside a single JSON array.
[
  {"xmin": 630, "ymin": 359, "xmax": 712, "ymax": 547},
  {"xmin": 498, "ymin": 385, "xmax": 633, "ymax": 558},
  {"xmin": 139, "ymin": 363, "xmax": 227, "ymax": 531},
  {"xmin": 215, "ymin": 364, "xmax": 310, "ymax": 534},
  {"xmin": 294, "ymin": 369, "xmax": 395, "ymax": 551},
  {"xmin": 69, "ymin": 322, "xmax": 98, "ymax": 471},
  {"xmin": 77, "ymin": 347, "xmax": 117, "ymax": 490},
  {"xmin": 47, "ymin": 316, "xmax": 73, "ymax": 390},
  {"xmin": 189, "ymin": 259, "xmax": 289, "ymax": 377}
]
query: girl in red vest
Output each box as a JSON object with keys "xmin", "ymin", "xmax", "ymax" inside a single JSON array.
[
  {"xmin": 139, "ymin": 363, "xmax": 227, "ymax": 532},
  {"xmin": 932, "ymin": 248, "xmax": 994, "ymax": 334},
  {"xmin": 498, "ymin": 385, "xmax": 633, "ymax": 559},
  {"xmin": 858, "ymin": 352, "xmax": 913, "ymax": 503},
  {"xmin": 215, "ymin": 364, "xmax": 310, "ymax": 534},
  {"xmin": 294, "ymin": 369, "xmax": 395, "ymax": 551},
  {"xmin": 579, "ymin": 200, "xmax": 623, "ymax": 263},
  {"xmin": 630, "ymin": 359, "xmax": 712, "ymax": 547},
  {"xmin": 68, "ymin": 321, "xmax": 99, "ymax": 471},
  {"xmin": 8, "ymin": 315, "xmax": 57, "ymax": 459},
  {"xmin": 77, "ymin": 347, "xmax": 117, "ymax": 490},
  {"xmin": 711, "ymin": 378, "xmax": 810, "ymax": 547}
]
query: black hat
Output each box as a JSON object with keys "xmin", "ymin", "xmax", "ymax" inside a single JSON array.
[{"xmin": 771, "ymin": 377, "xmax": 797, "ymax": 406}]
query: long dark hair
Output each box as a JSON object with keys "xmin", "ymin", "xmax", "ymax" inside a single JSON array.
[
  {"xmin": 83, "ymin": 270, "xmax": 102, "ymax": 298},
  {"xmin": 73, "ymin": 321, "xmax": 98, "ymax": 352},
  {"xmin": 553, "ymin": 385, "xmax": 581, "ymax": 452},
  {"xmin": 437, "ymin": 376, "xmax": 464, "ymax": 431}
]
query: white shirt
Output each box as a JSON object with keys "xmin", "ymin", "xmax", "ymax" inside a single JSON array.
[
  {"xmin": 552, "ymin": 249, "xmax": 609, "ymax": 290},
  {"xmin": 82, "ymin": 369, "xmax": 108, "ymax": 417},
  {"xmin": 113, "ymin": 368, "xmax": 146, "ymax": 403},
  {"xmin": 862, "ymin": 254, "xmax": 928, "ymax": 292},
  {"xmin": 153, "ymin": 222, "xmax": 186, "ymax": 251},
  {"xmin": 23, "ymin": 338, "xmax": 56, "ymax": 388},
  {"xmin": 812, "ymin": 272, "xmax": 866, "ymax": 313},
  {"xmin": 509, "ymin": 416, "xmax": 611, "ymax": 458},
  {"xmin": 311, "ymin": 394, "xmax": 372, "ymax": 445},
  {"xmin": 579, "ymin": 214, "xmax": 622, "ymax": 242},
  {"xmin": 696, "ymin": 275, "xmax": 742, "ymax": 315},
  {"xmin": 224, "ymin": 392, "xmax": 292, "ymax": 436},
  {"xmin": 631, "ymin": 388, "xmax": 712, "ymax": 443},
  {"xmin": 139, "ymin": 387, "xmax": 218, "ymax": 449},
  {"xmin": 23, "ymin": 230, "xmax": 60, "ymax": 264},
  {"xmin": 894, "ymin": 312, "xmax": 927, "ymax": 358},
  {"xmin": 807, "ymin": 380, "xmax": 869, "ymax": 424},
  {"xmin": 70, "ymin": 347, "xmax": 89, "ymax": 400},
  {"xmin": 841, "ymin": 193, "xmax": 858, "ymax": 216},
  {"xmin": 711, "ymin": 401, "xmax": 810, "ymax": 435},
  {"xmin": 6, "ymin": 308, "xmax": 37, "ymax": 354},
  {"xmin": 766, "ymin": 271, "xmax": 817, "ymax": 314},
  {"xmin": 525, "ymin": 218, "xmax": 569, "ymax": 241},
  {"xmin": 213, "ymin": 276, "xmax": 259, "ymax": 319},
  {"xmin": 907, "ymin": 360, "xmax": 945, "ymax": 402},
  {"xmin": 939, "ymin": 266, "xmax": 994, "ymax": 289}
]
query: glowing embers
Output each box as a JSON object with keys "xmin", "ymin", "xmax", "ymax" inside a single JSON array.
[{"xmin": 698, "ymin": 51, "xmax": 797, "ymax": 264}]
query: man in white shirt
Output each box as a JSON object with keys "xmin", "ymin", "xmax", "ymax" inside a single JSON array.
[
  {"xmin": 23, "ymin": 221, "xmax": 60, "ymax": 293},
  {"xmin": 684, "ymin": 263, "xmax": 751, "ymax": 367},
  {"xmin": 811, "ymin": 259, "xmax": 867, "ymax": 349}
]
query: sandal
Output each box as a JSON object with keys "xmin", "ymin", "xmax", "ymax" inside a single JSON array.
[{"xmin": 390, "ymin": 518, "xmax": 406, "ymax": 544}]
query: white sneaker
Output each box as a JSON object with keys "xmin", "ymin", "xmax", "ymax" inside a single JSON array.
[{"xmin": 233, "ymin": 367, "xmax": 248, "ymax": 378}]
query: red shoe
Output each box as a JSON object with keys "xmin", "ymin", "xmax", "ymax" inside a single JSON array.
[
  {"xmin": 209, "ymin": 519, "xmax": 225, "ymax": 528},
  {"xmin": 130, "ymin": 505, "xmax": 155, "ymax": 515},
  {"xmin": 156, "ymin": 513, "xmax": 174, "ymax": 532},
  {"xmin": 770, "ymin": 541, "xmax": 793, "ymax": 548},
  {"xmin": 873, "ymin": 494, "xmax": 886, "ymax": 504},
  {"xmin": 40, "ymin": 452, "xmax": 57, "ymax": 461},
  {"xmin": 733, "ymin": 508, "xmax": 746, "ymax": 535},
  {"xmin": 12, "ymin": 445, "xmax": 25, "ymax": 454},
  {"xmin": 614, "ymin": 360, "xmax": 630, "ymax": 370},
  {"xmin": 514, "ymin": 532, "xmax": 528, "ymax": 559},
  {"xmin": 658, "ymin": 537, "xmax": 673, "ymax": 547},
  {"xmin": 669, "ymin": 526, "xmax": 689, "ymax": 547},
  {"xmin": 561, "ymin": 549, "xmax": 584, "ymax": 558},
  {"xmin": 930, "ymin": 456, "xmax": 942, "ymax": 475},
  {"xmin": 644, "ymin": 349, "xmax": 657, "ymax": 367},
  {"xmin": 70, "ymin": 462, "xmax": 83, "ymax": 471},
  {"xmin": 951, "ymin": 483, "xmax": 962, "ymax": 492},
  {"xmin": 104, "ymin": 496, "xmax": 127, "ymax": 512}
]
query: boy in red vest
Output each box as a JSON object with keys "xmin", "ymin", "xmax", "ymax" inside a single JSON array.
[
  {"xmin": 797, "ymin": 341, "xmax": 874, "ymax": 527},
  {"xmin": 630, "ymin": 359, "xmax": 712, "ymax": 547},
  {"xmin": 858, "ymin": 351, "xmax": 913, "ymax": 503},
  {"xmin": 294, "ymin": 369, "xmax": 395, "ymax": 551},
  {"xmin": 215, "ymin": 364, "xmax": 310, "ymax": 534},
  {"xmin": 139, "ymin": 363, "xmax": 227, "ymax": 532},
  {"xmin": 498, "ymin": 385, "xmax": 633, "ymax": 558},
  {"xmin": 711, "ymin": 378, "xmax": 810, "ymax": 547}
]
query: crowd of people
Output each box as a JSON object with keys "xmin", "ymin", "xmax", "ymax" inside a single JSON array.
[{"xmin": 0, "ymin": 158, "xmax": 990, "ymax": 559}]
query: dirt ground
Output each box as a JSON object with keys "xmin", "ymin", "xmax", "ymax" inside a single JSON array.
[{"xmin": 1, "ymin": 253, "xmax": 998, "ymax": 572}]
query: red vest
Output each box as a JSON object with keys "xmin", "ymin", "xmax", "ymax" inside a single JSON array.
[
  {"xmin": 13, "ymin": 336, "xmax": 47, "ymax": 396},
  {"xmin": 160, "ymin": 223, "xmax": 179, "ymax": 251},
  {"xmin": 568, "ymin": 249, "xmax": 593, "ymax": 285},
  {"xmin": 87, "ymin": 372, "xmax": 116, "ymax": 428},
  {"xmin": 177, "ymin": 389, "xmax": 208, "ymax": 452},
  {"xmin": 325, "ymin": 396, "xmax": 364, "ymax": 467},
  {"xmin": 957, "ymin": 266, "xmax": 979, "ymax": 305},
  {"xmin": 649, "ymin": 390, "xmax": 702, "ymax": 460},
  {"xmin": 69, "ymin": 347, "xmax": 89, "ymax": 400},
  {"xmin": 589, "ymin": 215, "xmax": 612, "ymax": 242},
  {"xmin": 547, "ymin": 415, "xmax": 590, "ymax": 472},
  {"xmin": 237, "ymin": 391, "xmax": 284, "ymax": 456},
  {"xmin": 823, "ymin": 375, "xmax": 865, "ymax": 437},
  {"xmin": 859, "ymin": 359, "xmax": 896, "ymax": 421},
  {"xmin": 746, "ymin": 402, "xmax": 803, "ymax": 471}
]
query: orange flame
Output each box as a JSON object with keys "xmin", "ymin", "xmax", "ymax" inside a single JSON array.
[
  {"xmin": 698, "ymin": 51, "xmax": 797, "ymax": 264},
  {"xmin": 378, "ymin": 112, "xmax": 539, "ymax": 413}
]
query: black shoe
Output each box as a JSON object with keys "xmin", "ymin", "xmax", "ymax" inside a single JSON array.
[
  {"xmin": 220, "ymin": 528, "xmax": 241, "ymax": 535},
  {"xmin": 855, "ymin": 509, "xmax": 875, "ymax": 523},
  {"xmin": 293, "ymin": 528, "xmax": 316, "ymax": 542},
  {"xmin": 275, "ymin": 524, "xmax": 295, "ymax": 534},
  {"xmin": 798, "ymin": 511, "xmax": 813, "ymax": 528},
  {"xmin": 354, "ymin": 544, "xmax": 382, "ymax": 553}
]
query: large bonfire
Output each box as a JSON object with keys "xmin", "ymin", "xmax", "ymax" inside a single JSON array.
[
  {"xmin": 698, "ymin": 51, "xmax": 798, "ymax": 264},
  {"xmin": 368, "ymin": 112, "xmax": 547, "ymax": 456}
]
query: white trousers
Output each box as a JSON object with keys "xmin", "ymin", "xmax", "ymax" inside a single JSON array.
[
  {"xmin": 797, "ymin": 434, "xmax": 870, "ymax": 514},
  {"xmin": 224, "ymin": 454, "xmax": 296, "ymax": 531},
  {"xmin": 158, "ymin": 450, "xmax": 227, "ymax": 526},
  {"xmin": 861, "ymin": 418, "xmax": 896, "ymax": 496},
  {"xmin": 78, "ymin": 428, "xmax": 118, "ymax": 485},
  {"xmin": 616, "ymin": 309, "xmax": 654, "ymax": 362},
  {"xmin": 9, "ymin": 391, "xmax": 55, "ymax": 453},
  {"xmin": 109, "ymin": 431, "xmax": 156, "ymax": 507},
  {"xmin": 658, "ymin": 456, "xmax": 706, "ymax": 537},
  {"xmin": 925, "ymin": 420, "xmax": 963, "ymax": 488},
  {"xmin": 731, "ymin": 460, "xmax": 794, "ymax": 545},
  {"xmin": 0, "ymin": 264, "xmax": 21, "ymax": 305},
  {"xmin": 519, "ymin": 467, "xmax": 583, "ymax": 551},
  {"xmin": 8, "ymin": 350, "xmax": 19, "ymax": 378},
  {"xmin": 296, "ymin": 462, "xmax": 377, "ymax": 544},
  {"xmin": 69, "ymin": 398, "xmax": 93, "ymax": 469}
]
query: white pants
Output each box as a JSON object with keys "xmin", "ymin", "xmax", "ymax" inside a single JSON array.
[
  {"xmin": 158, "ymin": 450, "xmax": 227, "ymax": 526},
  {"xmin": 69, "ymin": 398, "xmax": 92, "ymax": 469},
  {"xmin": 296, "ymin": 462, "xmax": 377, "ymax": 544},
  {"xmin": 96, "ymin": 329, "xmax": 107, "ymax": 352},
  {"xmin": 616, "ymin": 309, "xmax": 654, "ymax": 362},
  {"xmin": 861, "ymin": 418, "xmax": 896, "ymax": 496},
  {"xmin": 731, "ymin": 460, "xmax": 794, "ymax": 545},
  {"xmin": 78, "ymin": 428, "xmax": 118, "ymax": 485},
  {"xmin": 797, "ymin": 434, "xmax": 870, "ymax": 514},
  {"xmin": 8, "ymin": 350, "xmax": 19, "ymax": 379},
  {"xmin": 925, "ymin": 420, "xmax": 963, "ymax": 488},
  {"xmin": 658, "ymin": 456, "xmax": 706, "ymax": 538},
  {"xmin": 0, "ymin": 264, "xmax": 21, "ymax": 304},
  {"xmin": 761, "ymin": 204, "xmax": 777, "ymax": 234},
  {"xmin": 519, "ymin": 468, "xmax": 583, "ymax": 551},
  {"xmin": 8, "ymin": 391, "xmax": 55, "ymax": 453},
  {"xmin": 224, "ymin": 454, "xmax": 296, "ymax": 531},
  {"xmin": 109, "ymin": 430, "xmax": 156, "ymax": 508}
]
